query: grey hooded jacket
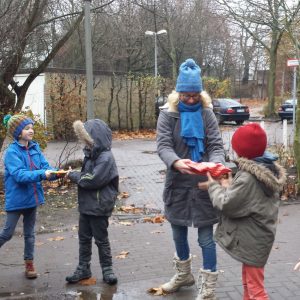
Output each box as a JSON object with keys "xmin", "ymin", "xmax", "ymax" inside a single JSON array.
[
  {"xmin": 208, "ymin": 158, "xmax": 286, "ymax": 267},
  {"xmin": 68, "ymin": 119, "xmax": 119, "ymax": 216},
  {"xmin": 156, "ymin": 91, "xmax": 225, "ymax": 228}
]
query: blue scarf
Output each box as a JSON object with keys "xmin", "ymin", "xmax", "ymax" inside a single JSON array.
[{"xmin": 178, "ymin": 101, "xmax": 205, "ymax": 162}]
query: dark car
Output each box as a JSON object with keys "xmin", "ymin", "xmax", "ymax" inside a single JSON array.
[
  {"xmin": 278, "ymin": 99, "xmax": 297, "ymax": 121},
  {"xmin": 155, "ymin": 96, "xmax": 168, "ymax": 119},
  {"xmin": 212, "ymin": 98, "xmax": 250, "ymax": 125}
]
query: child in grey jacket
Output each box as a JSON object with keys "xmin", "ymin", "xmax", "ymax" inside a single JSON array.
[
  {"xmin": 65, "ymin": 119, "xmax": 119, "ymax": 285},
  {"xmin": 199, "ymin": 123, "xmax": 286, "ymax": 300}
]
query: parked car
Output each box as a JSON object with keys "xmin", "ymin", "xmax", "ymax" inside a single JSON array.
[
  {"xmin": 278, "ymin": 99, "xmax": 298, "ymax": 121},
  {"xmin": 155, "ymin": 96, "xmax": 168, "ymax": 119},
  {"xmin": 212, "ymin": 98, "xmax": 250, "ymax": 125}
]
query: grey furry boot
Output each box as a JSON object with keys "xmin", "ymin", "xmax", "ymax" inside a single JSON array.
[
  {"xmin": 196, "ymin": 268, "xmax": 218, "ymax": 300},
  {"xmin": 161, "ymin": 254, "xmax": 195, "ymax": 293}
]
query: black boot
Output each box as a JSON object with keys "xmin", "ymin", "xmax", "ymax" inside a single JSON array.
[
  {"xmin": 65, "ymin": 263, "xmax": 92, "ymax": 283},
  {"xmin": 102, "ymin": 266, "xmax": 118, "ymax": 285}
]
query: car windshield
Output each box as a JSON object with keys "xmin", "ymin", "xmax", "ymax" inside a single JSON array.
[
  {"xmin": 219, "ymin": 99, "xmax": 241, "ymax": 106},
  {"xmin": 284, "ymin": 99, "xmax": 297, "ymax": 105}
]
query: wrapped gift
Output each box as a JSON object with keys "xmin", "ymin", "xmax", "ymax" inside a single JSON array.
[{"xmin": 186, "ymin": 161, "xmax": 232, "ymax": 177}]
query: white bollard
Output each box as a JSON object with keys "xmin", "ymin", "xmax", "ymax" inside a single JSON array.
[{"xmin": 283, "ymin": 119, "xmax": 287, "ymax": 148}]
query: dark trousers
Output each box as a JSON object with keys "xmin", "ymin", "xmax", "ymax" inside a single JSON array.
[{"xmin": 78, "ymin": 213, "xmax": 112, "ymax": 269}]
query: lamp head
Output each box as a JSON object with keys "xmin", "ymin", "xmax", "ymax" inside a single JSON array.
[
  {"xmin": 145, "ymin": 31, "xmax": 155, "ymax": 36},
  {"xmin": 157, "ymin": 29, "xmax": 167, "ymax": 35}
]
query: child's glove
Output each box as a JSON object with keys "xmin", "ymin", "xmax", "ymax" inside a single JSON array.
[{"xmin": 294, "ymin": 261, "xmax": 300, "ymax": 271}]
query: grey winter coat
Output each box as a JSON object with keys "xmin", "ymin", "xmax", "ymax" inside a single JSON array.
[
  {"xmin": 68, "ymin": 119, "xmax": 119, "ymax": 216},
  {"xmin": 156, "ymin": 91, "xmax": 225, "ymax": 227},
  {"xmin": 208, "ymin": 158, "xmax": 286, "ymax": 267}
]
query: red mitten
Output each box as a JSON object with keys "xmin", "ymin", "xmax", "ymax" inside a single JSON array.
[{"xmin": 186, "ymin": 161, "xmax": 232, "ymax": 177}]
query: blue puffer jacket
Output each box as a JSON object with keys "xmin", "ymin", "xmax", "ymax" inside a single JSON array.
[{"xmin": 4, "ymin": 140, "xmax": 52, "ymax": 211}]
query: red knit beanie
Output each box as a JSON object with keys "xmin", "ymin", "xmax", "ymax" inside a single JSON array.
[{"xmin": 231, "ymin": 123, "xmax": 267, "ymax": 159}]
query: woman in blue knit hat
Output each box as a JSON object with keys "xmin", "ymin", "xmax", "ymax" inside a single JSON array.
[
  {"xmin": 0, "ymin": 114, "xmax": 60, "ymax": 279},
  {"xmin": 156, "ymin": 59, "xmax": 225, "ymax": 299}
]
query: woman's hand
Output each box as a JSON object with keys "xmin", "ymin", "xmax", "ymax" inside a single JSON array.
[
  {"xmin": 173, "ymin": 159, "xmax": 195, "ymax": 174},
  {"xmin": 198, "ymin": 172, "xmax": 215, "ymax": 190}
]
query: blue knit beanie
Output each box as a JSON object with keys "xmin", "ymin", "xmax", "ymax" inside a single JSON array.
[
  {"xmin": 176, "ymin": 58, "xmax": 202, "ymax": 93},
  {"xmin": 3, "ymin": 114, "xmax": 34, "ymax": 140}
]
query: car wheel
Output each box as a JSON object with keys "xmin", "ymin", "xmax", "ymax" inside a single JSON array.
[
  {"xmin": 216, "ymin": 114, "xmax": 223, "ymax": 125},
  {"xmin": 236, "ymin": 120, "xmax": 244, "ymax": 125}
]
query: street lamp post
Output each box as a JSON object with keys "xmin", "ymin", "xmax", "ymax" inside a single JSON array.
[
  {"xmin": 84, "ymin": 0, "xmax": 94, "ymax": 120},
  {"xmin": 145, "ymin": 29, "xmax": 167, "ymax": 80}
]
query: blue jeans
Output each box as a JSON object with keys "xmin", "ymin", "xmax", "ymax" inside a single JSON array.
[
  {"xmin": 171, "ymin": 224, "xmax": 217, "ymax": 272},
  {"xmin": 0, "ymin": 207, "xmax": 36, "ymax": 260}
]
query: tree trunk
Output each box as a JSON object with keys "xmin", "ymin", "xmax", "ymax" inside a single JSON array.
[
  {"xmin": 108, "ymin": 75, "xmax": 115, "ymax": 127},
  {"xmin": 266, "ymin": 42, "xmax": 278, "ymax": 116},
  {"xmin": 294, "ymin": 69, "xmax": 300, "ymax": 193},
  {"xmin": 294, "ymin": 107, "xmax": 300, "ymax": 193},
  {"xmin": 242, "ymin": 61, "xmax": 250, "ymax": 85}
]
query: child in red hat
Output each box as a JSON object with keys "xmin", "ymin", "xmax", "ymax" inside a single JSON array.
[{"xmin": 199, "ymin": 123, "xmax": 287, "ymax": 299}]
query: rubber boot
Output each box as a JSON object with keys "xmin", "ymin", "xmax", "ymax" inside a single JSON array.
[
  {"xmin": 25, "ymin": 260, "xmax": 37, "ymax": 279},
  {"xmin": 196, "ymin": 268, "xmax": 218, "ymax": 300},
  {"xmin": 65, "ymin": 263, "xmax": 92, "ymax": 283},
  {"xmin": 102, "ymin": 266, "xmax": 118, "ymax": 285},
  {"xmin": 161, "ymin": 254, "xmax": 195, "ymax": 293}
]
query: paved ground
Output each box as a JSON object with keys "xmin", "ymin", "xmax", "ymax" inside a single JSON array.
[{"xmin": 1, "ymin": 138, "xmax": 300, "ymax": 300}]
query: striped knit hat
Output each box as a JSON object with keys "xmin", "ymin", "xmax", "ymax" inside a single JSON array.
[{"xmin": 3, "ymin": 114, "xmax": 34, "ymax": 140}]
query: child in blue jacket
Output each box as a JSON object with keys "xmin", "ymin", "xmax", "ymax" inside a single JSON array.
[{"xmin": 0, "ymin": 114, "xmax": 56, "ymax": 279}]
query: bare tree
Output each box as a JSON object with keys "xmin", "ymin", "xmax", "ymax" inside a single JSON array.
[
  {"xmin": 215, "ymin": 0, "xmax": 300, "ymax": 116},
  {"xmin": 0, "ymin": 0, "xmax": 114, "ymax": 150}
]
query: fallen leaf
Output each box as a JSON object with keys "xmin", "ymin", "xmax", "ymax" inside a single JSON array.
[
  {"xmin": 79, "ymin": 277, "xmax": 97, "ymax": 285},
  {"xmin": 143, "ymin": 217, "xmax": 153, "ymax": 223},
  {"xmin": 147, "ymin": 287, "xmax": 167, "ymax": 296},
  {"xmin": 151, "ymin": 230, "xmax": 164, "ymax": 234},
  {"xmin": 47, "ymin": 236, "xmax": 64, "ymax": 242},
  {"xmin": 117, "ymin": 191, "xmax": 130, "ymax": 200},
  {"xmin": 119, "ymin": 221, "xmax": 133, "ymax": 226},
  {"xmin": 152, "ymin": 215, "xmax": 165, "ymax": 223},
  {"xmin": 119, "ymin": 206, "xmax": 143, "ymax": 214},
  {"xmin": 46, "ymin": 188, "xmax": 57, "ymax": 194},
  {"xmin": 35, "ymin": 242, "xmax": 45, "ymax": 246},
  {"xmin": 116, "ymin": 251, "xmax": 129, "ymax": 259},
  {"xmin": 144, "ymin": 215, "xmax": 165, "ymax": 223}
]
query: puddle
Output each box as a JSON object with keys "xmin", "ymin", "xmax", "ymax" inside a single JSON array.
[
  {"xmin": 65, "ymin": 286, "xmax": 117, "ymax": 299},
  {"xmin": 0, "ymin": 285, "xmax": 118, "ymax": 300},
  {"xmin": 141, "ymin": 150, "xmax": 157, "ymax": 154}
]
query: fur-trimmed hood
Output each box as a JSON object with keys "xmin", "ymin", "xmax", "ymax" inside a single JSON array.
[
  {"xmin": 73, "ymin": 119, "xmax": 112, "ymax": 159},
  {"xmin": 236, "ymin": 157, "xmax": 286, "ymax": 194},
  {"xmin": 162, "ymin": 90, "xmax": 212, "ymax": 112}
]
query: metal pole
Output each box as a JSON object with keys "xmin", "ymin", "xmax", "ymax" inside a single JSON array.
[
  {"xmin": 154, "ymin": 33, "xmax": 158, "ymax": 96},
  {"xmin": 84, "ymin": 0, "xmax": 94, "ymax": 120},
  {"xmin": 292, "ymin": 66, "xmax": 297, "ymax": 135},
  {"xmin": 154, "ymin": 33, "xmax": 157, "ymax": 78}
]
